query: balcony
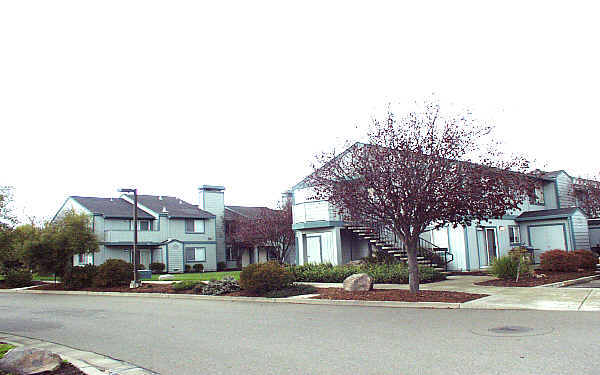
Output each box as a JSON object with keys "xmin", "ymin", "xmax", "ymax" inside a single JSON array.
[
  {"xmin": 293, "ymin": 201, "xmax": 340, "ymax": 223},
  {"xmin": 103, "ymin": 230, "xmax": 163, "ymax": 244}
]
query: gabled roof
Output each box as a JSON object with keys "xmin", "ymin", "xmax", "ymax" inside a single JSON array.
[
  {"xmin": 131, "ymin": 195, "xmax": 215, "ymax": 219},
  {"xmin": 70, "ymin": 197, "xmax": 155, "ymax": 219},
  {"xmin": 515, "ymin": 207, "xmax": 582, "ymax": 221},
  {"xmin": 224, "ymin": 206, "xmax": 272, "ymax": 220}
]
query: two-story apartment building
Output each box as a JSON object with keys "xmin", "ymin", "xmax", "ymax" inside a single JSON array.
[
  {"xmin": 290, "ymin": 165, "xmax": 595, "ymax": 271},
  {"xmin": 54, "ymin": 185, "xmax": 232, "ymax": 272}
]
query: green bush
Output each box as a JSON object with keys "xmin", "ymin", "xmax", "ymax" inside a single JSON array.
[
  {"xmin": 240, "ymin": 261, "xmax": 294, "ymax": 294},
  {"xmin": 172, "ymin": 280, "xmax": 201, "ymax": 291},
  {"xmin": 490, "ymin": 255, "xmax": 520, "ymax": 279},
  {"xmin": 263, "ymin": 284, "xmax": 317, "ymax": 298},
  {"xmin": 184, "ymin": 264, "xmax": 192, "ymax": 273},
  {"xmin": 93, "ymin": 259, "xmax": 133, "ymax": 287},
  {"xmin": 193, "ymin": 263, "xmax": 204, "ymax": 272},
  {"xmin": 4, "ymin": 269, "xmax": 33, "ymax": 288},
  {"xmin": 133, "ymin": 263, "xmax": 146, "ymax": 270},
  {"xmin": 63, "ymin": 265, "xmax": 97, "ymax": 289},
  {"xmin": 286, "ymin": 263, "xmax": 445, "ymax": 284},
  {"xmin": 217, "ymin": 261, "xmax": 226, "ymax": 271},
  {"xmin": 149, "ymin": 262, "xmax": 165, "ymax": 273}
]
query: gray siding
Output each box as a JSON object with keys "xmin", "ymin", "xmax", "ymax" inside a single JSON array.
[
  {"xmin": 184, "ymin": 243, "xmax": 217, "ymax": 272},
  {"xmin": 200, "ymin": 189, "xmax": 225, "ymax": 264},
  {"xmin": 556, "ymin": 172, "xmax": 576, "ymax": 208},
  {"xmin": 571, "ymin": 211, "xmax": 590, "ymax": 250}
]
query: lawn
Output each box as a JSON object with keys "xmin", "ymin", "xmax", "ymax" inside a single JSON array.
[
  {"xmin": 0, "ymin": 274, "xmax": 60, "ymax": 282},
  {"xmin": 0, "ymin": 343, "xmax": 15, "ymax": 359},
  {"xmin": 143, "ymin": 271, "xmax": 241, "ymax": 281}
]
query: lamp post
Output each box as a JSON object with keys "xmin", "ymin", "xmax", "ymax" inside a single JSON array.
[{"xmin": 118, "ymin": 188, "xmax": 139, "ymax": 288}]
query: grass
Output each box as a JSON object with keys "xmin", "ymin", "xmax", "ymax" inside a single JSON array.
[
  {"xmin": 143, "ymin": 271, "xmax": 241, "ymax": 281},
  {"xmin": 0, "ymin": 274, "xmax": 61, "ymax": 282},
  {"xmin": 0, "ymin": 343, "xmax": 15, "ymax": 359}
]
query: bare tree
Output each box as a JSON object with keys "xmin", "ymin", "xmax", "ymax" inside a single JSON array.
[{"xmin": 310, "ymin": 100, "xmax": 532, "ymax": 293}]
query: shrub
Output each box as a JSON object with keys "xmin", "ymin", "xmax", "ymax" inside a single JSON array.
[
  {"xmin": 172, "ymin": 280, "xmax": 201, "ymax": 291},
  {"xmin": 540, "ymin": 250, "xmax": 578, "ymax": 272},
  {"xmin": 263, "ymin": 284, "xmax": 317, "ymax": 298},
  {"xmin": 239, "ymin": 261, "xmax": 294, "ymax": 294},
  {"xmin": 217, "ymin": 261, "xmax": 226, "ymax": 271},
  {"xmin": 193, "ymin": 263, "xmax": 204, "ymax": 272},
  {"xmin": 286, "ymin": 263, "xmax": 445, "ymax": 284},
  {"xmin": 149, "ymin": 262, "xmax": 165, "ymax": 273},
  {"xmin": 63, "ymin": 265, "xmax": 98, "ymax": 289},
  {"xmin": 489, "ymin": 255, "xmax": 520, "ymax": 279},
  {"xmin": 184, "ymin": 264, "xmax": 191, "ymax": 273},
  {"xmin": 572, "ymin": 250, "xmax": 598, "ymax": 270},
  {"xmin": 199, "ymin": 276, "xmax": 240, "ymax": 295},
  {"xmin": 133, "ymin": 263, "xmax": 146, "ymax": 270},
  {"xmin": 93, "ymin": 259, "xmax": 133, "ymax": 287},
  {"xmin": 4, "ymin": 269, "xmax": 33, "ymax": 288}
]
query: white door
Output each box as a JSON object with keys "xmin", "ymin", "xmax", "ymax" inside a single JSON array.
[
  {"xmin": 529, "ymin": 225, "xmax": 567, "ymax": 262},
  {"xmin": 306, "ymin": 236, "xmax": 322, "ymax": 264}
]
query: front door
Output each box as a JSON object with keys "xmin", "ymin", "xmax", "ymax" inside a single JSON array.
[
  {"xmin": 486, "ymin": 228, "xmax": 498, "ymax": 263},
  {"xmin": 477, "ymin": 228, "xmax": 498, "ymax": 267},
  {"xmin": 306, "ymin": 236, "xmax": 322, "ymax": 264}
]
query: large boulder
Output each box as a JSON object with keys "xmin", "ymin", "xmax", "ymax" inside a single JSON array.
[
  {"xmin": 343, "ymin": 273, "xmax": 373, "ymax": 292},
  {"xmin": 0, "ymin": 347, "xmax": 62, "ymax": 375},
  {"xmin": 158, "ymin": 274, "xmax": 174, "ymax": 281}
]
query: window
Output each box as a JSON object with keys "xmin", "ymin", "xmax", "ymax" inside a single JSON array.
[
  {"xmin": 77, "ymin": 253, "xmax": 92, "ymax": 265},
  {"xmin": 267, "ymin": 248, "xmax": 279, "ymax": 261},
  {"xmin": 185, "ymin": 247, "xmax": 206, "ymax": 262},
  {"xmin": 185, "ymin": 219, "xmax": 205, "ymax": 233},
  {"xmin": 530, "ymin": 183, "xmax": 545, "ymax": 205},
  {"xmin": 139, "ymin": 220, "xmax": 150, "ymax": 231},
  {"xmin": 508, "ymin": 226, "xmax": 520, "ymax": 244},
  {"xmin": 226, "ymin": 247, "xmax": 240, "ymax": 261}
]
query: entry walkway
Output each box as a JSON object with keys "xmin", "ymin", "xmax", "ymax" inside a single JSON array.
[{"xmin": 304, "ymin": 275, "xmax": 600, "ymax": 311}]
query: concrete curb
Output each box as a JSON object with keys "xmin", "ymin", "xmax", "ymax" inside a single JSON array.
[
  {"xmin": 0, "ymin": 288, "xmax": 474, "ymax": 309},
  {"xmin": 0, "ymin": 332, "xmax": 158, "ymax": 375},
  {"xmin": 537, "ymin": 274, "xmax": 600, "ymax": 288}
]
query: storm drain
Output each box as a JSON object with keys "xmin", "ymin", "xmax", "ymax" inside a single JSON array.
[
  {"xmin": 488, "ymin": 326, "xmax": 533, "ymax": 334},
  {"xmin": 471, "ymin": 325, "xmax": 554, "ymax": 337}
]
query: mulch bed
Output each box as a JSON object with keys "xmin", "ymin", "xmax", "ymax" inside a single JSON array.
[
  {"xmin": 0, "ymin": 281, "xmax": 45, "ymax": 289},
  {"xmin": 30, "ymin": 283, "xmax": 196, "ymax": 294},
  {"xmin": 0, "ymin": 363, "xmax": 84, "ymax": 375},
  {"xmin": 311, "ymin": 288, "xmax": 487, "ymax": 303},
  {"xmin": 475, "ymin": 271, "xmax": 597, "ymax": 287}
]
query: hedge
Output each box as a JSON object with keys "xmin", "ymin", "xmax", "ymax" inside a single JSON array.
[{"xmin": 286, "ymin": 263, "xmax": 445, "ymax": 284}]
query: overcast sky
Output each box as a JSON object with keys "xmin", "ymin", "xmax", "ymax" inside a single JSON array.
[{"xmin": 1, "ymin": 1, "xmax": 599, "ymax": 222}]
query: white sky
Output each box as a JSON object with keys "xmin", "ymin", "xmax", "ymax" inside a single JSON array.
[{"xmin": 1, "ymin": 1, "xmax": 599, "ymax": 222}]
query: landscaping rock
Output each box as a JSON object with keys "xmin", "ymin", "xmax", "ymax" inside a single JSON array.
[
  {"xmin": 0, "ymin": 347, "xmax": 62, "ymax": 375},
  {"xmin": 343, "ymin": 273, "xmax": 373, "ymax": 291},
  {"xmin": 158, "ymin": 274, "xmax": 174, "ymax": 281}
]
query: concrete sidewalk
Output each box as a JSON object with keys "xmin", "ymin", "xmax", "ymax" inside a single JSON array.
[
  {"xmin": 0, "ymin": 332, "xmax": 158, "ymax": 375},
  {"xmin": 303, "ymin": 275, "xmax": 600, "ymax": 311}
]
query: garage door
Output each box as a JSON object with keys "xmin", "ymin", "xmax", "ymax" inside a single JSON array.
[{"xmin": 529, "ymin": 225, "xmax": 567, "ymax": 261}]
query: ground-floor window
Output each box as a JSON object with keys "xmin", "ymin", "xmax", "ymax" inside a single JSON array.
[
  {"xmin": 508, "ymin": 225, "xmax": 521, "ymax": 244},
  {"xmin": 267, "ymin": 248, "xmax": 279, "ymax": 261},
  {"xmin": 185, "ymin": 247, "xmax": 206, "ymax": 262},
  {"xmin": 226, "ymin": 247, "xmax": 240, "ymax": 261},
  {"xmin": 77, "ymin": 253, "xmax": 92, "ymax": 265}
]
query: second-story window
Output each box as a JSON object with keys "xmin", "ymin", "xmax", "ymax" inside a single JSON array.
[
  {"xmin": 530, "ymin": 183, "xmax": 545, "ymax": 205},
  {"xmin": 139, "ymin": 220, "xmax": 151, "ymax": 231},
  {"xmin": 508, "ymin": 226, "xmax": 521, "ymax": 244},
  {"xmin": 185, "ymin": 219, "xmax": 205, "ymax": 233}
]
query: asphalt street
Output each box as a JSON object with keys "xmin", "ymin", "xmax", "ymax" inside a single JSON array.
[{"xmin": 1, "ymin": 294, "xmax": 599, "ymax": 375}]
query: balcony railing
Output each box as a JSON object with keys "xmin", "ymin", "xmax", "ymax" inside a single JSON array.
[{"xmin": 103, "ymin": 230, "xmax": 162, "ymax": 244}]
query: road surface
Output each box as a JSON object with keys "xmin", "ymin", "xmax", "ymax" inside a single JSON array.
[{"xmin": 1, "ymin": 294, "xmax": 598, "ymax": 374}]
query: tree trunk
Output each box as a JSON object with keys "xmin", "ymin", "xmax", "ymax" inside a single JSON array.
[{"xmin": 406, "ymin": 238, "xmax": 420, "ymax": 293}]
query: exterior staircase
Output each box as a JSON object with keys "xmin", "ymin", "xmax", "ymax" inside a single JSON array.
[{"xmin": 344, "ymin": 223, "xmax": 453, "ymax": 273}]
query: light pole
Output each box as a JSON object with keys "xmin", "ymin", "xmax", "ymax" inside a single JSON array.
[{"xmin": 118, "ymin": 188, "xmax": 139, "ymax": 288}]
